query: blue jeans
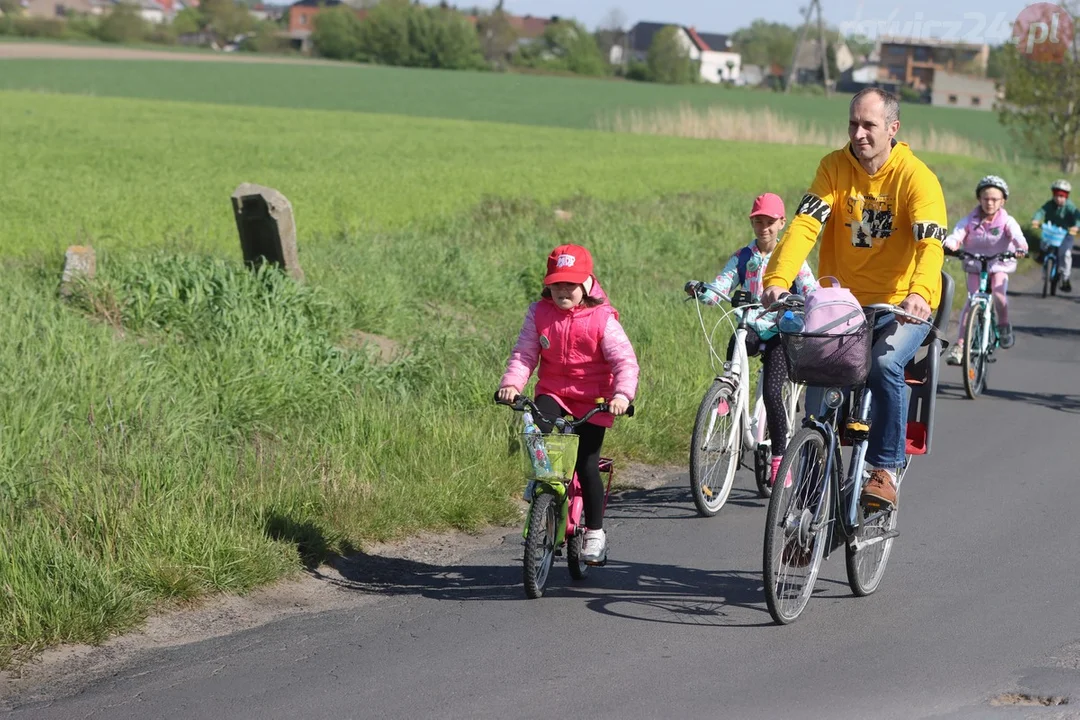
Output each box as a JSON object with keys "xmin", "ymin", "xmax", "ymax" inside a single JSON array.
[{"xmin": 805, "ymin": 313, "xmax": 931, "ymax": 469}]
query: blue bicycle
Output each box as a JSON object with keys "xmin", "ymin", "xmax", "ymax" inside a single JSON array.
[{"xmin": 1037, "ymin": 222, "xmax": 1068, "ymax": 298}]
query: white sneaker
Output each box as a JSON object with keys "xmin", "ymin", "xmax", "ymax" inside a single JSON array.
[
  {"xmin": 946, "ymin": 343, "xmax": 963, "ymax": 366},
  {"xmin": 582, "ymin": 529, "xmax": 607, "ymax": 563}
]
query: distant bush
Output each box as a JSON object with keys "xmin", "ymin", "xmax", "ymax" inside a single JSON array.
[
  {"xmin": 96, "ymin": 4, "xmax": 150, "ymax": 44},
  {"xmin": 311, "ymin": 5, "xmax": 363, "ymax": 60}
]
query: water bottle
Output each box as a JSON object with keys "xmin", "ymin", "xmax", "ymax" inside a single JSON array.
[
  {"xmin": 778, "ymin": 310, "xmax": 805, "ymax": 334},
  {"xmin": 522, "ymin": 410, "xmax": 552, "ymax": 498}
]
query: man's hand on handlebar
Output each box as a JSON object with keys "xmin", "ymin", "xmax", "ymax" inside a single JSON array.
[
  {"xmin": 496, "ymin": 386, "xmax": 519, "ymax": 404},
  {"xmin": 899, "ymin": 293, "xmax": 932, "ymax": 324},
  {"xmin": 761, "ymin": 284, "xmax": 788, "ymax": 310}
]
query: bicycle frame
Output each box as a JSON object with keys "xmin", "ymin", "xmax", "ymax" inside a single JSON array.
[{"xmin": 521, "ymin": 460, "xmax": 614, "ymax": 547}]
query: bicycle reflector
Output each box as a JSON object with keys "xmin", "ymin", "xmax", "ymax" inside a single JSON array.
[{"xmin": 824, "ymin": 387, "xmax": 844, "ymax": 409}]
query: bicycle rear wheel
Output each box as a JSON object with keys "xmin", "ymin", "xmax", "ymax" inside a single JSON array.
[
  {"xmin": 523, "ymin": 492, "xmax": 558, "ymax": 599},
  {"xmin": 690, "ymin": 381, "xmax": 740, "ymax": 516},
  {"xmin": 845, "ymin": 497, "xmax": 898, "ymax": 596},
  {"xmin": 962, "ymin": 303, "xmax": 988, "ymax": 399},
  {"xmin": 763, "ymin": 427, "xmax": 832, "ymax": 625}
]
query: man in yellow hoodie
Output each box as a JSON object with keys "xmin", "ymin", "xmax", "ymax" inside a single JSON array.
[{"xmin": 761, "ymin": 87, "xmax": 947, "ymax": 510}]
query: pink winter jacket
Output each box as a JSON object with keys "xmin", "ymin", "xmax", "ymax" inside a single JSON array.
[
  {"xmin": 943, "ymin": 206, "xmax": 1028, "ymax": 274},
  {"xmin": 499, "ymin": 279, "xmax": 639, "ymax": 428}
]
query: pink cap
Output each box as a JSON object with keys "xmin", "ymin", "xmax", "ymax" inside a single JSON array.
[{"xmin": 749, "ymin": 193, "xmax": 786, "ymax": 219}]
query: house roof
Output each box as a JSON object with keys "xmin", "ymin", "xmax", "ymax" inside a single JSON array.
[
  {"xmin": 697, "ymin": 32, "xmax": 732, "ymax": 51},
  {"xmin": 290, "ymin": 0, "xmax": 341, "ymax": 8},
  {"xmin": 506, "ymin": 14, "xmax": 549, "ymax": 38},
  {"xmin": 879, "ymin": 35, "xmax": 987, "ymax": 52},
  {"xmin": 932, "ymin": 70, "xmax": 996, "ymax": 94},
  {"xmin": 793, "ymin": 37, "xmax": 826, "ymax": 70},
  {"xmin": 627, "ymin": 21, "xmax": 673, "ymax": 53}
]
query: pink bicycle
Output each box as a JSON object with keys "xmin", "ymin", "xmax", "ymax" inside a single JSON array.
[{"xmin": 495, "ymin": 394, "xmax": 633, "ymax": 599}]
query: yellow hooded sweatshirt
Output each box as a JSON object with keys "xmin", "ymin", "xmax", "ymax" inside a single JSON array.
[{"xmin": 763, "ymin": 141, "xmax": 947, "ymax": 308}]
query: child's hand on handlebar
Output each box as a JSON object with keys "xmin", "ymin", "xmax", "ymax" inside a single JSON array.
[
  {"xmin": 496, "ymin": 386, "xmax": 519, "ymax": 403},
  {"xmin": 608, "ymin": 396, "xmax": 630, "ymax": 416}
]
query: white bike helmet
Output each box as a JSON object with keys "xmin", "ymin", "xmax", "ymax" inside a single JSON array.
[
  {"xmin": 1051, "ymin": 178, "xmax": 1072, "ymax": 193},
  {"xmin": 976, "ymin": 174, "xmax": 1009, "ymax": 199}
]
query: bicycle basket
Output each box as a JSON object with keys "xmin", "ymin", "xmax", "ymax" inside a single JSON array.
[
  {"xmin": 521, "ymin": 432, "xmax": 580, "ymax": 482},
  {"xmin": 1042, "ymin": 223, "xmax": 1068, "ymax": 248},
  {"xmin": 780, "ymin": 308, "xmax": 875, "ymax": 387}
]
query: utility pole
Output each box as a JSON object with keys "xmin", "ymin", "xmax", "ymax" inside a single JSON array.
[{"xmin": 786, "ymin": 0, "xmax": 830, "ymax": 95}]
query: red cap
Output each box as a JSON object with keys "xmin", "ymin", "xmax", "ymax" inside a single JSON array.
[
  {"xmin": 749, "ymin": 193, "xmax": 786, "ymax": 219},
  {"xmin": 544, "ymin": 244, "xmax": 593, "ymax": 285}
]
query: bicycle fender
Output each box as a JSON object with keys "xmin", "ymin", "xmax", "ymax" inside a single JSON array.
[{"xmin": 521, "ymin": 482, "xmax": 570, "ymax": 540}]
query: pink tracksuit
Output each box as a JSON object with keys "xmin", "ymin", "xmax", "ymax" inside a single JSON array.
[
  {"xmin": 944, "ymin": 206, "xmax": 1029, "ymax": 329},
  {"xmin": 500, "ymin": 279, "xmax": 639, "ymax": 428}
]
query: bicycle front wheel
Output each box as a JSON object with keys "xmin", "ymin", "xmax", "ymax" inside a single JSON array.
[
  {"xmin": 523, "ymin": 492, "xmax": 558, "ymax": 599},
  {"xmin": 1043, "ymin": 259, "xmax": 1054, "ymax": 298},
  {"xmin": 689, "ymin": 381, "xmax": 741, "ymax": 517},
  {"xmin": 763, "ymin": 427, "xmax": 832, "ymax": 625},
  {"xmin": 962, "ymin": 303, "xmax": 988, "ymax": 399}
]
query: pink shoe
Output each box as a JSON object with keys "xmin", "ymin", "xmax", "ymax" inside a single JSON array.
[
  {"xmin": 769, "ymin": 456, "xmax": 792, "ymax": 489},
  {"xmin": 716, "ymin": 398, "xmax": 730, "ymax": 415}
]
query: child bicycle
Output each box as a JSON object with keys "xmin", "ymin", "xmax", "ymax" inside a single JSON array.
[
  {"xmin": 945, "ymin": 249, "xmax": 1019, "ymax": 399},
  {"xmin": 495, "ymin": 394, "xmax": 634, "ymax": 599},
  {"xmin": 685, "ymin": 281, "xmax": 804, "ymax": 515},
  {"xmin": 762, "ymin": 272, "xmax": 954, "ymax": 625},
  {"xmin": 1036, "ymin": 222, "xmax": 1069, "ymax": 298}
]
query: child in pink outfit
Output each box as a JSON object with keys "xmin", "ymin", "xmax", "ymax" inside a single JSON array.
[
  {"xmin": 943, "ymin": 175, "xmax": 1028, "ymax": 362},
  {"xmin": 497, "ymin": 244, "xmax": 639, "ymax": 564}
]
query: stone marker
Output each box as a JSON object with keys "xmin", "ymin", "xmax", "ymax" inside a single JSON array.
[
  {"xmin": 60, "ymin": 245, "xmax": 96, "ymax": 298},
  {"xmin": 230, "ymin": 183, "xmax": 304, "ymax": 282}
]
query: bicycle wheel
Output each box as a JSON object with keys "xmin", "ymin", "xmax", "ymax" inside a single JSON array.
[
  {"xmin": 523, "ymin": 492, "xmax": 558, "ymax": 599},
  {"xmin": 763, "ymin": 427, "xmax": 832, "ymax": 625},
  {"xmin": 1043, "ymin": 259, "xmax": 1054, "ymax": 298},
  {"xmin": 962, "ymin": 303, "xmax": 988, "ymax": 399},
  {"xmin": 566, "ymin": 531, "xmax": 590, "ymax": 581},
  {"xmin": 1051, "ymin": 265, "xmax": 1060, "ymax": 296},
  {"xmin": 689, "ymin": 381, "xmax": 741, "ymax": 517},
  {"xmin": 845, "ymin": 490, "xmax": 898, "ymax": 596}
]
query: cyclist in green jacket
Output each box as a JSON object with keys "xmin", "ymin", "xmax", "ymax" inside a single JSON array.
[{"xmin": 1031, "ymin": 179, "xmax": 1079, "ymax": 293}]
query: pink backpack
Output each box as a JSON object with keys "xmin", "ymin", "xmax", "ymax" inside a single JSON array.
[
  {"xmin": 802, "ymin": 276, "xmax": 866, "ymax": 336},
  {"xmin": 785, "ymin": 276, "xmax": 872, "ymax": 386}
]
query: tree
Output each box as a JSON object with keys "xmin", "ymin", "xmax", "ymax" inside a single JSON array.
[
  {"xmin": 96, "ymin": 3, "xmax": 149, "ymax": 44},
  {"xmin": 647, "ymin": 25, "xmax": 696, "ymax": 84},
  {"xmin": 356, "ymin": 0, "xmax": 412, "ymax": 65},
  {"xmin": 512, "ymin": 17, "xmax": 607, "ymax": 76},
  {"xmin": 172, "ymin": 6, "xmax": 203, "ymax": 36},
  {"xmin": 355, "ymin": 0, "xmax": 483, "ymax": 70},
  {"xmin": 475, "ymin": 2, "xmax": 518, "ymax": 68},
  {"xmin": 593, "ymin": 7, "xmax": 626, "ymax": 67},
  {"xmin": 199, "ymin": 0, "xmax": 254, "ymax": 44},
  {"xmin": 731, "ymin": 20, "xmax": 798, "ymax": 70},
  {"xmin": 312, "ymin": 5, "xmax": 363, "ymax": 59},
  {"xmin": 999, "ymin": 39, "xmax": 1080, "ymax": 172}
]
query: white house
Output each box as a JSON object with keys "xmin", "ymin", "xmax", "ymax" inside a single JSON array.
[{"xmin": 625, "ymin": 21, "xmax": 742, "ymax": 84}]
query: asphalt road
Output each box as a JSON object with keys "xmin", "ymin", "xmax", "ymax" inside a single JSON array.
[{"xmin": 6, "ymin": 267, "xmax": 1080, "ymax": 720}]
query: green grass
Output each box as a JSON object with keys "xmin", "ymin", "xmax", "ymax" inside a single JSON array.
[
  {"xmin": 0, "ymin": 59, "xmax": 1014, "ymax": 148},
  {"xmin": 0, "ymin": 87, "xmax": 1051, "ymax": 667}
]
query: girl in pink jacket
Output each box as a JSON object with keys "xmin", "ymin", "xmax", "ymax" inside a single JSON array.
[
  {"xmin": 944, "ymin": 175, "xmax": 1028, "ymax": 364},
  {"xmin": 497, "ymin": 244, "xmax": 639, "ymax": 564}
]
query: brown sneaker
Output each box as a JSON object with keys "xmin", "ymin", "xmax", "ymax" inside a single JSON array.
[{"xmin": 861, "ymin": 469, "xmax": 898, "ymax": 509}]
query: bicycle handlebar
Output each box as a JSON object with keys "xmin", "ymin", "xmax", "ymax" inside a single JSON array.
[
  {"xmin": 770, "ymin": 294, "xmax": 941, "ymax": 335},
  {"xmin": 493, "ymin": 393, "xmax": 635, "ymax": 424},
  {"xmin": 684, "ymin": 280, "xmax": 763, "ymax": 310},
  {"xmin": 945, "ymin": 249, "xmax": 1022, "ymax": 262}
]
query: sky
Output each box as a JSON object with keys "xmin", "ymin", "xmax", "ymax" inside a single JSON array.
[{"xmin": 498, "ymin": 0, "xmax": 1038, "ymax": 44}]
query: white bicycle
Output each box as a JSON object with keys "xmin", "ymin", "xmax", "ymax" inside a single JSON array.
[{"xmin": 684, "ymin": 281, "xmax": 804, "ymax": 516}]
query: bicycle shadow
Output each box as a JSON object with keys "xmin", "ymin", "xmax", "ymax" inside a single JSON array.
[
  {"xmin": 938, "ymin": 380, "xmax": 1080, "ymax": 414},
  {"xmin": 1013, "ymin": 324, "xmax": 1080, "ymax": 340},
  {"xmin": 317, "ymin": 545, "xmax": 787, "ymax": 627},
  {"xmin": 605, "ymin": 480, "xmax": 767, "ymax": 521}
]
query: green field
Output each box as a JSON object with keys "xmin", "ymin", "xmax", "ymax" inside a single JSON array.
[
  {"xmin": 0, "ymin": 61, "xmax": 1052, "ymax": 666},
  {"xmin": 0, "ymin": 59, "xmax": 1014, "ymax": 148}
]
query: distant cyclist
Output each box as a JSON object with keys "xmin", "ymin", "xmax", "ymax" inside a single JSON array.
[
  {"xmin": 943, "ymin": 175, "xmax": 1028, "ymax": 363},
  {"xmin": 1030, "ymin": 179, "xmax": 1078, "ymax": 293}
]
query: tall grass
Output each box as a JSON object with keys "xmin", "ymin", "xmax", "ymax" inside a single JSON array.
[{"xmin": 597, "ymin": 103, "xmax": 1010, "ymax": 163}]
